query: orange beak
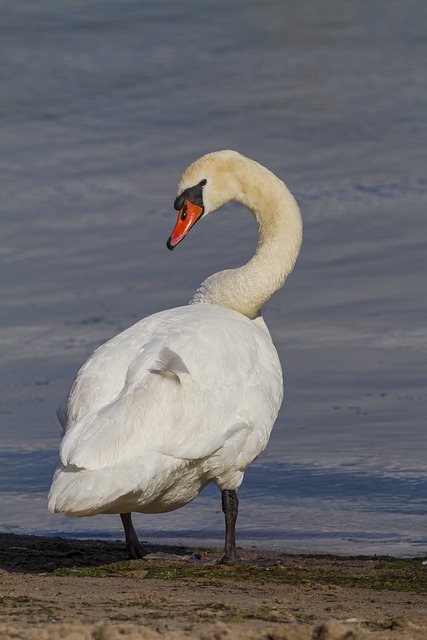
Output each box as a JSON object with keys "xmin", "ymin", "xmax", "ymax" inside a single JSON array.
[{"xmin": 167, "ymin": 200, "xmax": 204, "ymax": 250}]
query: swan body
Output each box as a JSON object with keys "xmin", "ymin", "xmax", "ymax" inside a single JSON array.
[
  {"xmin": 49, "ymin": 306, "xmax": 282, "ymax": 516},
  {"xmin": 48, "ymin": 150, "xmax": 302, "ymax": 560}
]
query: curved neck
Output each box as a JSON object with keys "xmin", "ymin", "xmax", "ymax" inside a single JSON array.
[{"xmin": 191, "ymin": 159, "xmax": 303, "ymax": 319}]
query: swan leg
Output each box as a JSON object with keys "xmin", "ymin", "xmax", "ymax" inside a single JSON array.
[
  {"xmin": 218, "ymin": 489, "xmax": 239, "ymax": 563},
  {"xmin": 120, "ymin": 512, "xmax": 147, "ymax": 559}
]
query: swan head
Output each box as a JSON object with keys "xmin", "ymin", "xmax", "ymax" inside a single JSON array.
[{"xmin": 167, "ymin": 150, "xmax": 243, "ymax": 250}]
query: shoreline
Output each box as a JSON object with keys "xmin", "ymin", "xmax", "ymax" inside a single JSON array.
[{"xmin": 1, "ymin": 533, "xmax": 426, "ymax": 639}]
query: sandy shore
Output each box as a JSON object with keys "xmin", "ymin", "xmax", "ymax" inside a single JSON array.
[{"xmin": 0, "ymin": 533, "xmax": 426, "ymax": 639}]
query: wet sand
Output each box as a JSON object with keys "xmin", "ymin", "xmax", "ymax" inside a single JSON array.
[{"xmin": 0, "ymin": 533, "xmax": 425, "ymax": 639}]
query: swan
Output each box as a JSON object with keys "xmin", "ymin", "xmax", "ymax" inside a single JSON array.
[{"xmin": 48, "ymin": 150, "xmax": 302, "ymax": 563}]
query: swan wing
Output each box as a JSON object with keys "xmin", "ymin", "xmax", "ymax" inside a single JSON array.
[{"xmin": 58, "ymin": 305, "xmax": 282, "ymax": 481}]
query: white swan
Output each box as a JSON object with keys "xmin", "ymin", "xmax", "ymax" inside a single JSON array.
[{"xmin": 48, "ymin": 150, "xmax": 302, "ymax": 562}]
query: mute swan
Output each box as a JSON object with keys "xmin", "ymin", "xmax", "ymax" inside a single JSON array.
[{"xmin": 48, "ymin": 150, "xmax": 302, "ymax": 563}]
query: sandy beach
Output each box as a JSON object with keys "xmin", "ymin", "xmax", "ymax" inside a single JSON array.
[{"xmin": 0, "ymin": 533, "xmax": 425, "ymax": 639}]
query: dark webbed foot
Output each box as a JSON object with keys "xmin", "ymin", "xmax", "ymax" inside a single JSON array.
[
  {"xmin": 217, "ymin": 550, "xmax": 240, "ymax": 564},
  {"xmin": 120, "ymin": 512, "xmax": 148, "ymax": 559},
  {"xmin": 126, "ymin": 538, "xmax": 147, "ymax": 559}
]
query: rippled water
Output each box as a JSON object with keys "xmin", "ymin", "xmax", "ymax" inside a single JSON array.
[{"xmin": 1, "ymin": 0, "xmax": 426, "ymax": 557}]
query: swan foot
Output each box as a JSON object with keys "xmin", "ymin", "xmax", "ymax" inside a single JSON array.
[
  {"xmin": 216, "ymin": 550, "xmax": 240, "ymax": 564},
  {"xmin": 126, "ymin": 539, "xmax": 148, "ymax": 560},
  {"xmin": 120, "ymin": 512, "xmax": 148, "ymax": 559}
]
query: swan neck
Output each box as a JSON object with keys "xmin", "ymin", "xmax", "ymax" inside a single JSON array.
[{"xmin": 191, "ymin": 159, "xmax": 302, "ymax": 319}]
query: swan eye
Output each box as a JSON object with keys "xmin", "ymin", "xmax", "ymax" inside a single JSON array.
[
  {"xmin": 181, "ymin": 203, "xmax": 187, "ymax": 221},
  {"xmin": 199, "ymin": 179, "xmax": 207, "ymax": 186}
]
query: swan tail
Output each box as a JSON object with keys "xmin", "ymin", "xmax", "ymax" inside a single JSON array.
[
  {"xmin": 48, "ymin": 453, "xmax": 175, "ymax": 516},
  {"xmin": 48, "ymin": 465, "xmax": 144, "ymax": 516}
]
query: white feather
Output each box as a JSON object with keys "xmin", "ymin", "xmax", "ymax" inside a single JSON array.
[{"xmin": 48, "ymin": 150, "xmax": 302, "ymax": 521}]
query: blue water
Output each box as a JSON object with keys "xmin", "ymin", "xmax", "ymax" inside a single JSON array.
[{"xmin": 1, "ymin": 0, "xmax": 426, "ymax": 557}]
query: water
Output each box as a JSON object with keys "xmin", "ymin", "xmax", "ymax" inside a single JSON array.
[{"xmin": 1, "ymin": 0, "xmax": 426, "ymax": 557}]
